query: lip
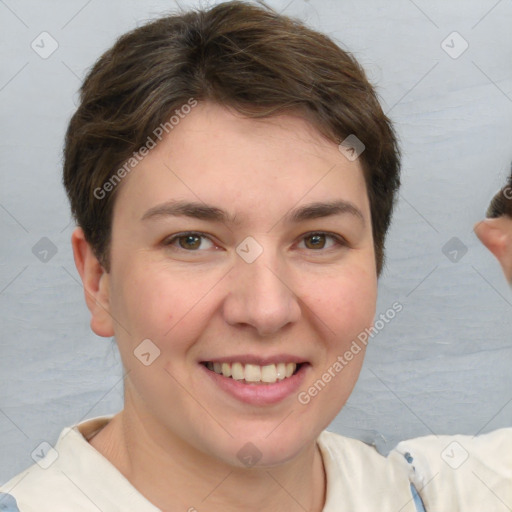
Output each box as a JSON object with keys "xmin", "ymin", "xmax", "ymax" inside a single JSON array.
[{"xmin": 200, "ymin": 361, "xmax": 310, "ymax": 406}]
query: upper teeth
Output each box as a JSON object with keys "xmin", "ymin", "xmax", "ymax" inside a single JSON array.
[{"xmin": 205, "ymin": 362, "xmax": 297, "ymax": 383}]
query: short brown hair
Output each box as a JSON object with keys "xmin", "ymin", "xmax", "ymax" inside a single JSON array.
[
  {"xmin": 487, "ymin": 165, "xmax": 512, "ymax": 218},
  {"xmin": 63, "ymin": 0, "xmax": 400, "ymax": 275}
]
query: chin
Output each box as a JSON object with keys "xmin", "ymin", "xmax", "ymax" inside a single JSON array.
[{"xmin": 207, "ymin": 430, "xmax": 312, "ymax": 469}]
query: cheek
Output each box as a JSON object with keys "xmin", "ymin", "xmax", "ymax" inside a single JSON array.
[
  {"xmin": 296, "ymin": 271, "xmax": 375, "ymax": 427},
  {"xmin": 109, "ymin": 266, "xmax": 220, "ymax": 354},
  {"xmin": 112, "ymin": 275, "xmax": 174, "ymax": 332},
  {"xmin": 303, "ymin": 268, "xmax": 377, "ymax": 341}
]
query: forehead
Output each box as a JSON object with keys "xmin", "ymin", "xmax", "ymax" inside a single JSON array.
[{"xmin": 112, "ymin": 102, "xmax": 369, "ymax": 225}]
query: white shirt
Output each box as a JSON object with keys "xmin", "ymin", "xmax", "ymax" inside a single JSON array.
[{"xmin": 1, "ymin": 416, "xmax": 510, "ymax": 511}]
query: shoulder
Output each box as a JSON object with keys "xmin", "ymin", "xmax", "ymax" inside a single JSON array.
[
  {"xmin": 0, "ymin": 415, "xmax": 156, "ymax": 512},
  {"xmin": 0, "ymin": 415, "xmax": 159, "ymax": 512},
  {"xmin": 318, "ymin": 430, "xmax": 420, "ymax": 511},
  {"xmin": 319, "ymin": 429, "xmax": 403, "ymax": 470},
  {"xmin": 390, "ymin": 428, "xmax": 512, "ymax": 512},
  {"xmin": 0, "ymin": 425, "xmax": 100, "ymax": 511},
  {"xmin": 318, "ymin": 428, "xmax": 512, "ymax": 511}
]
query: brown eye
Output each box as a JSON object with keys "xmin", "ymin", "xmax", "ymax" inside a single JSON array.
[
  {"xmin": 298, "ymin": 232, "xmax": 345, "ymax": 251},
  {"xmin": 304, "ymin": 233, "xmax": 327, "ymax": 249},
  {"xmin": 164, "ymin": 232, "xmax": 215, "ymax": 251},
  {"xmin": 178, "ymin": 234, "xmax": 202, "ymax": 250}
]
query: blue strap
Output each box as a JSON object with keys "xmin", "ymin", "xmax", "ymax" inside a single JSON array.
[
  {"xmin": 0, "ymin": 493, "xmax": 20, "ymax": 512},
  {"xmin": 410, "ymin": 483, "xmax": 427, "ymax": 512}
]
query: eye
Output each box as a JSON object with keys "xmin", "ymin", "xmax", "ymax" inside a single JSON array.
[
  {"xmin": 163, "ymin": 232, "xmax": 216, "ymax": 251},
  {"xmin": 298, "ymin": 232, "xmax": 346, "ymax": 251}
]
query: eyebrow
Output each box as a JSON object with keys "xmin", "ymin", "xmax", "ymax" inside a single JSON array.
[
  {"xmin": 141, "ymin": 199, "xmax": 364, "ymax": 226},
  {"xmin": 141, "ymin": 201, "xmax": 238, "ymax": 223},
  {"xmin": 284, "ymin": 200, "xmax": 364, "ymax": 225}
]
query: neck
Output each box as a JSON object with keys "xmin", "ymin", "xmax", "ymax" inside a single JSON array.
[{"xmin": 89, "ymin": 405, "xmax": 326, "ymax": 512}]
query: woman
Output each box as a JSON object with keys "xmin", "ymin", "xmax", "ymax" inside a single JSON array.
[{"xmin": 1, "ymin": 2, "xmax": 509, "ymax": 510}]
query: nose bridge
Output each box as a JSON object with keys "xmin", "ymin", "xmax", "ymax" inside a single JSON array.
[{"xmin": 223, "ymin": 240, "xmax": 301, "ymax": 335}]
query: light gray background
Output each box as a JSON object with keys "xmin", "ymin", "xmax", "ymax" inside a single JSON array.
[{"xmin": 1, "ymin": 0, "xmax": 511, "ymax": 483}]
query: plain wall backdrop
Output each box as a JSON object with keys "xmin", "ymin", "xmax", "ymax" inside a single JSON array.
[{"xmin": 1, "ymin": 0, "xmax": 511, "ymax": 482}]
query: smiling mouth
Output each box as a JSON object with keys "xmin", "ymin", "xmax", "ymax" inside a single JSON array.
[{"xmin": 201, "ymin": 361, "xmax": 304, "ymax": 384}]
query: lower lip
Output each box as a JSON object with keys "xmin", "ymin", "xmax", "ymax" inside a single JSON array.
[{"xmin": 200, "ymin": 363, "xmax": 310, "ymax": 405}]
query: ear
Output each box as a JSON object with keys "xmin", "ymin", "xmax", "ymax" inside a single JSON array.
[
  {"xmin": 474, "ymin": 218, "xmax": 509, "ymax": 261},
  {"xmin": 474, "ymin": 218, "xmax": 512, "ymax": 283},
  {"xmin": 71, "ymin": 227, "xmax": 115, "ymax": 337}
]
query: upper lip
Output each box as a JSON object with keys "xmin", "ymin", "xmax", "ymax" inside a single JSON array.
[{"xmin": 200, "ymin": 354, "xmax": 308, "ymax": 366}]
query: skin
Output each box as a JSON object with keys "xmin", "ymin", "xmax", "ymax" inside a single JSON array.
[
  {"xmin": 72, "ymin": 102, "xmax": 378, "ymax": 511},
  {"xmin": 474, "ymin": 216, "xmax": 512, "ymax": 284}
]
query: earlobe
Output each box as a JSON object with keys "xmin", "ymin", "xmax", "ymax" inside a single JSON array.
[{"xmin": 71, "ymin": 227, "xmax": 115, "ymax": 337}]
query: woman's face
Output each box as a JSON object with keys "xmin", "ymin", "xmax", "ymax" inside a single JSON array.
[{"xmin": 98, "ymin": 101, "xmax": 377, "ymax": 467}]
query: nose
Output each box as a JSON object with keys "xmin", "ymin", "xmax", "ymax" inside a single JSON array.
[{"xmin": 222, "ymin": 245, "xmax": 301, "ymax": 336}]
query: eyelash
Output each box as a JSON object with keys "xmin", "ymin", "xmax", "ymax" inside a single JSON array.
[{"xmin": 162, "ymin": 231, "xmax": 348, "ymax": 252}]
